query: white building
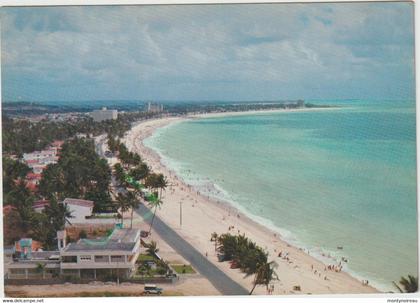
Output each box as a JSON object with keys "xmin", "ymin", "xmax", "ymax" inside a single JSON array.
[
  {"xmin": 59, "ymin": 228, "xmax": 141, "ymax": 279},
  {"xmin": 62, "ymin": 198, "xmax": 94, "ymax": 225},
  {"xmin": 91, "ymin": 107, "xmax": 118, "ymax": 122},
  {"xmin": 5, "ymin": 228, "xmax": 141, "ymax": 280},
  {"xmin": 146, "ymin": 102, "xmax": 163, "ymax": 113}
]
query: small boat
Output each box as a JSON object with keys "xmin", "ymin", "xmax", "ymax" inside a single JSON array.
[{"xmin": 337, "ymin": 246, "xmax": 343, "ymax": 250}]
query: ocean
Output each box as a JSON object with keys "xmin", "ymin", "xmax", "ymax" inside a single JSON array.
[{"xmin": 144, "ymin": 100, "xmax": 418, "ymax": 291}]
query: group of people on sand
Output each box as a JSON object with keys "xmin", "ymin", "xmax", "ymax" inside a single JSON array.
[
  {"xmin": 327, "ymin": 263, "xmax": 343, "ymax": 272},
  {"xmin": 278, "ymin": 251, "xmax": 290, "ymax": 262},
  {"xmin": 362, "ymin": 279, "xmax": 369, "ymax": 286},
  {"xmin": 310, "ymin": 265, "xmax": 330, "ymax": 281}
]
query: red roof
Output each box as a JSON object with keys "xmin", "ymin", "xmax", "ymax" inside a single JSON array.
[
  {"xmin": 3, "ymin": 205, "xmax": 17, "ymax": 215},
  {"xmin": 63, "ymin": 198, "xmax": 94, "ymax": 208},
  {"xmin": 25, "ymin": 182, "xmax": 38, "ymax": 192},
  {"xmin": 26, "ymin": 172, "xmax": 42, "ymax": 180},
  {"xmin": 51, "ymin": 140, "xmax": 64, "ymax": 148},
  {"xmin": 26, "ymin": 159, "xmax": 39, "ymax": 164}
]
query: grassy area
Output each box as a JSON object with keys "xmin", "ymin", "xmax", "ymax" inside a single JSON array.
[{"xmin": 171, "ymin": 264, "xmax": 196, "ymax": 274}]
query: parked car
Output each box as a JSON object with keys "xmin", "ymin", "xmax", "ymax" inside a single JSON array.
[
  {"xmin": 230, "ymin": 260, "xmax": 240, "ymax": 269},
  {"xmin": 143, "ymin": 284, "xmax": 163, "ymax": 295}
]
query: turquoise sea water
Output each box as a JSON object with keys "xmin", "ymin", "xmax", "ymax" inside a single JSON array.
[{"xmin": 144, "ymin": 100, "xmax": 418, "ymax": 291}]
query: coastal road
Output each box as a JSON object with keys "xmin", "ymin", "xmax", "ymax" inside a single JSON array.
[{"xmin": 136, "ymin": 203, "xmax": 249, "ymax": 296}]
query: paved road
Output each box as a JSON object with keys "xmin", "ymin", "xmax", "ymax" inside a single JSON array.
[{"xmin": 136, "ymin": 203, "xmax": 249, "ymax": 295}]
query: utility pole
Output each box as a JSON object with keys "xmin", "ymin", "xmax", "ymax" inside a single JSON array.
[{"xmin": 179, "ymin": 201, "xmax": 183, "ymax": 227}]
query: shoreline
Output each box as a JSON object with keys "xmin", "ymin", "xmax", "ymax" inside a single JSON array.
[
  {"xmin": 186, "ymin": 106, "xmax": 341, "ymax": 119},
  {"xmin": 123, "ymin": 109, "xmax": 379, "ymax": 295}
]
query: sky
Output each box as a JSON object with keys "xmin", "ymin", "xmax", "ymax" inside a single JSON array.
[{"xmin": 1, "ymin": 2, "xmax": 415, "ymax": 103}]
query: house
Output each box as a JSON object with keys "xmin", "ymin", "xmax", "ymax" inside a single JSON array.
[
  {"xmin": 26, "ymin": 173, "xmax": 42, "ymax": 184},
  {"xmin": 61, "ymin": 198, "xmax": 94, "ymax": 225},
  {"xmin": 32, "ymin": 200, "xmax": 50, "ymax": 213},
  {"xmin": 5, "ymin": 227, "xmax": 141, "ymax": 281},
  {"xmin": 5, "ymin": 238, "xmax": 61, "ymax": 280},
  {"xmin": 59, "ymin": 228, "xmax": 141, "ymax": 279}
]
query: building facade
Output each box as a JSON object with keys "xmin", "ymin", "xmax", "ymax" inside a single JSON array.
[
  {"xmin": 91, "ymin": 107, "xmax": 118, "ymax": 122},
  {"xmin": 5, "ymin": 227, "xmax": 141, "ymax": 281}
]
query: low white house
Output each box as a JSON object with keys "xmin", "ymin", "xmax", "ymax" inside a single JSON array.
[
  {"xmin": 62, "ymin": 198, "xmax": 94, "ymax": 225},
  {"xmin": 59, "ymin": 228, "xmax": 141, "ymax": 279}
]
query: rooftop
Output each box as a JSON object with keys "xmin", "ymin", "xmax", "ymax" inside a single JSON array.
[
  {"xmin": 64, "ymin": 228, "xmax": 140, "ymax": 252},
  {"xmin": 63, "ymin": 198, "xmax": 94, "ymax": 208}
]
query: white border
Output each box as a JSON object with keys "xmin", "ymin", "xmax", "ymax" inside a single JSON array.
[{"xmin": 0, "ymin": 1, "xmax": 418, "ymax": 302}]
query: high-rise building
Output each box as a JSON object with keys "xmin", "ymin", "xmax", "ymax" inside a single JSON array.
[{"xmin": 91, "ymin": 107, "xmax": 118, "ymax": 122}]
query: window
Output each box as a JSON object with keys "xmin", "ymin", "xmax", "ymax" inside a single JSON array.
[
  {"xmin": 80, "ymin": 255, "xmax": 92, "ymax": 261},
  {"xmin": 95, "ymin": 255, "xmax": 109, "ymax": 263},
  {"xmin": 111, "ymin": 255, "xmax": 124, "ymax": 263},
  {"xmin": 10, "ymin": 269, "xmax": 25, "ymax": 274},
  {"xmin": 62, "ymin": 256, "xmax": 77, "ymax": 263}
]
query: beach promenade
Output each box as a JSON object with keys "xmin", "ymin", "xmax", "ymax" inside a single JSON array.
[{"xmin": 136, "ymin": 203, "xmax": 248, "ymax": 295}]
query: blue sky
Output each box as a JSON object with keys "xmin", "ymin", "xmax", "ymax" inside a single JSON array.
[{"xmin": 1, "ymin": 3, "xmax": 415, "ymax": 102}]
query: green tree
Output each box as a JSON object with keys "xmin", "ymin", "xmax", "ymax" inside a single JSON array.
[
  {"xmin": 148, "ymin": 196, "xmax": 163, "ymax": 235},
  {"xmin": 2, "ymin": 157, "xmax": 31, "ymax": 194},
  {"xmin": 210, "ymin": 232, "xmax": 218, "ymax": 252},
  {"xmin": 145, "ymin": 240, "xmax": 159, "ymax": 256},
  {"xmin": 155, "ymin": 174, "xmax": 167, "ymax": 198},
  {"xmin": 393, "ymin": 275, "xmax": 418, "ymax": 293},
  {"xmin": 249, "ymin": 261, "xmax": 278, "ymax": 295},
  {"xmin": 116, "ymin": 193, "xmax": 131, "ymax": 227},
  {"xmin": 129, "ymin": 163, "xmax": 150, "ymax": 181}
]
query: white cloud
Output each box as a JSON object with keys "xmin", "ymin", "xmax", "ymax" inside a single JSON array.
[{"xmin": 1, "ymin": 2, "xmax": 415, "ymax": 101}]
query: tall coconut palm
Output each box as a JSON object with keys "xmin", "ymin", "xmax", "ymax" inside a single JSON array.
[
  {"xmin": 210, "ymin": 232, "xmax": 218, "ymax": 252},
  {"xmin": 146, "ymin": 240, "xmax": 159, "ymax": 256},
  {"xmin": 393, "ymin": 275, "xmax": 418, "ymax": 293},
  {"xmin": 129, "ymin": 193, "xmax": 140, "ymax": 229},
  {"xmin": 155, "ymin": 174, "xmax": 167, "ymax": 198},
  {"xmin": 249, "ymin": 261, "xmax": 279, "ymax": 295},
  {"xmin": 148, "ymin": 197, "xmax": 163, "ymax": 235},
  {"xmin": 116, "ymin": 193, "xmax": 131, "ymax": 227}
]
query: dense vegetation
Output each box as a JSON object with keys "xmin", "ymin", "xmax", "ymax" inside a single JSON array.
[
  {"xmin": 3, "ymin": 138, "xmax": 113, "ymax": 247},
  {"xmin": 38, "ymin": 138, "xmax": 113, "ymax": 212},
  {"xmin": 2, "ymin": 111, "xmax": 156, "ymax": 156},
  {"xmin": 109, "ymin": 138, "xmax": 167, "ymax": 230},
  {"xmin": 214, "ymin": 233, "xmax": 278, "ymax": 294}
]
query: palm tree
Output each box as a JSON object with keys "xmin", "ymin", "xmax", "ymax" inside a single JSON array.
[
  {"xmin": 116, "ymin": 193, "xmax": 131, "ymax": 227},
  {"xmin": 393, "ymin": 275, "xmax": 418, "ymax": 293},
  {"xmin": 210, "ymin": 232, "xmax": 218, "ymax": 252},
  {"xmin": 129, "ymin": 163, "xmax": 150, "ymax": 182},
  {"xmin": 148, "ymin": 197, "xmax": 163, "ymax": 235},
  {"xmin": 129, "ymin": 193, "xmax": 140, "ymax": 229},
  {"xmin": 35, "ymin": 263, "xmax": 45, "ymax": 278},
  {"xmin": 44, "ymin": 198, "xmax": 73, "ymax": 230},
  {"xmin": 155, "ymin": 174, "xmax": 167, "ymax": 198},
  {"xmin": 146, "ymin": 240, "xmax": 159, "ymax": 256},
  {"xmin": 249, "ymin": 261, "xmax": 279, "ymax": 295}
]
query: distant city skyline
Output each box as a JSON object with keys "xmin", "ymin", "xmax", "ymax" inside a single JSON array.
[{"xmin": 1, "ymin": 2, "xmax": 415, "ymax": 103}]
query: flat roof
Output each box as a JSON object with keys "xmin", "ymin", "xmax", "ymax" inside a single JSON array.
[{"xmin": 64, "ymin": 228, "xmax": 139, "ymax": 252}]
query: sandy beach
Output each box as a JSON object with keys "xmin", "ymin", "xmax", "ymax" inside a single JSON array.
[{"xmin": 123, "ymin": 110, "xmax": 378, "ymax": 295}]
